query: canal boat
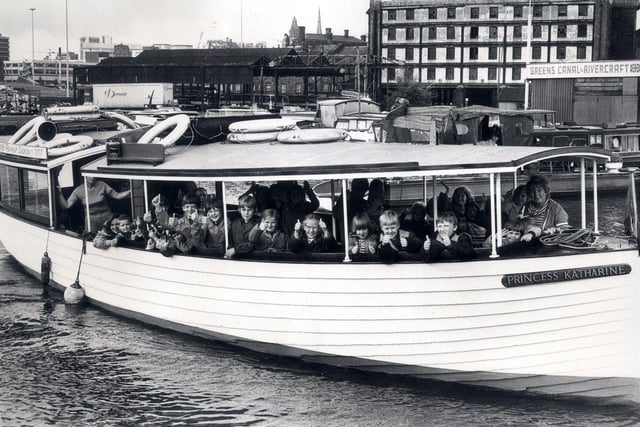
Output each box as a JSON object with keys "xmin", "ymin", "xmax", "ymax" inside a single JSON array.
[{"xmin": 0, "ymin": 120, "xmax": 638, "ymax": 405}]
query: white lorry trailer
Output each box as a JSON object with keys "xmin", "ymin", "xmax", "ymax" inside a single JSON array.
[{"xmin": 91, "ymin": 83, "xmax": 174, "ymax": 109}]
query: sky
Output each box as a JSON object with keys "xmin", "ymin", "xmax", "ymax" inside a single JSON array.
[{"xmin": 2, "ymin": 0, "xmax": 371, "ymax": 61}]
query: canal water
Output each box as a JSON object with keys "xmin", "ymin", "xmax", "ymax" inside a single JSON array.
[{"xmin": 1, "ymin": 196, "xmax": 639, "ymax": 426}]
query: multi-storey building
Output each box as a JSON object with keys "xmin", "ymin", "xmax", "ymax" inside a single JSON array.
[
  {"xmin": 368, "ymin": 0, "xmax": 623, "ymax": 109},
  {"xmin": 80, "ymin": 35, "xmax": 114, "ymax": 63},
  {"xmin": 3, "ymin": 59, "xmax": 85, "ymax": 89}
]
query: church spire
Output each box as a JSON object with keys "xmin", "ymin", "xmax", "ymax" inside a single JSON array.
[
  {"xmin": 288, "ymin": 16, "xmax": 299, "ymax": 45},
  {"xmin": 316, "ymin": 7, "xmax": 322, "ymax": 34}
]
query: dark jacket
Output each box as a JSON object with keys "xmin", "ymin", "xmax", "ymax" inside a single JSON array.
[
  {"xmin": 378, "ymin": 230, "xmax": 422, "ymax": 264},
  {"xmin": 423, "ymin": 232, "xmax": 475, "ymax": 261}
]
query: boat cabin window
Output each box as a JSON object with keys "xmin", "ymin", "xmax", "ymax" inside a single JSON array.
[
  {"xmin": 605, "ymin": 133, "xmax": 639, "ymax": 152},
  {"xmin": 91, "ymin": 166, "xmax": 639, "ymax": 265},
  {"xmin": 0, "ymin": 164, "xmax": 49, "ymax": 225}
]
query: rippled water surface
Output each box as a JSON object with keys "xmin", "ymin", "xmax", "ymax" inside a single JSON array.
[{"xmin": 1, "ymin": 202, "xmax": 640, "ymax": 426}]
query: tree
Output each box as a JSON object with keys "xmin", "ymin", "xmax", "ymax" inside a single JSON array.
[{"xmin": 391, "ymin": 77, "xmax": 433, "ymax": 107}]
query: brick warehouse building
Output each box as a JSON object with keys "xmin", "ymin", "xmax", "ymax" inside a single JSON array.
[{"xmin": 367, "ymin": 0, "xmax": 640, "ymax": 120}]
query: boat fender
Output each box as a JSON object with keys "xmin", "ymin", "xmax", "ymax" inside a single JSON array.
[
  {"xmin": 103, "ymin": 111, "xmax": 139, "ymax": 129},
  {"xmin": 43, "ymin": 135, "xmax": 94, "ymax": 157},
  {"xmin": 36, "ymin": 120, "xmax": 58, "ymax": 141},
  {"xmin": 136, "ymin": 114, "xmax": 191, "ymax": 147},
  {"xmin": 7, "ymin": 116, "xmax": 47, "ymax": 145},
  {"xmin": 40, "ymin": 252, "xmax": 51, "ymax": 286},
  {"xmin": 63, "ymin": 279, "xmax": 85, "ymax": 304}
]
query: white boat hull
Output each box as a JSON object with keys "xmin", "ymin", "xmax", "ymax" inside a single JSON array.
[{"xmin": 2, "ymin": 210, "xmax": 639, "ymax": 404}]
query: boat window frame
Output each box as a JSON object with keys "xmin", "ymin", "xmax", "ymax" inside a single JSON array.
[
  {"xmin": 80, "ymin": 149, "xmax": 614, "ymax": 261},
  {"xmin": 0, "ymin": 163, "xmax": 50, "ymax": 226}
]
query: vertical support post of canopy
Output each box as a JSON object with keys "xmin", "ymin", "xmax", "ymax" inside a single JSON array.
[
  {"xmin": 513, "ymin": 170, "xmax": 518, "ymax": 189},
  {"xmin": 592, "ymin": 159, "xmax": 599, "ymax": 233},
  {"xmin": 128, "ymin": 179, "xmax": 134, "ymax": 219},
  {"xmin": 422, "ymin": 176, "xmax": 427, "ymax": 204},
  {"xmin": 341, "ymin": 178, "xmax": 351, "ymax": 263},
  {"xmin": 431, "ymin": 176, "xmax": 438, "ymax": 221},
  {"xmin": 221, "ymin": 181, "xmax": 229, "ymax": 253},
  {"xmin": 489, "ymin": 172, "xmax": 498, "ymax": 258},
  {"xmin": 330, "ymin": 179, "xmax": 336, "ymax": 238},
  {"xmin": 83, "ymin": 176, "xmax": 91, "ymax": 233},
  {"xmin": 496, "ymin": 173, "xmax": 503, "ymax": 247},
  {"xmin": 580, "ymin": 158, "xmax": 586, "ymax": 229},
  {"xmin": 143, "ymin": 180, "xmax": 149, "ymax": 216},
  {"xmin": 631, "ymin": 172, "xmax": 639, "ymax": 239}
]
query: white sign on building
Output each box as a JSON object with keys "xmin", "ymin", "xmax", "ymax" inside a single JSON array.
[{"xmin": 526, "ymin": 61, "xmax": 640, "ymax": 79}]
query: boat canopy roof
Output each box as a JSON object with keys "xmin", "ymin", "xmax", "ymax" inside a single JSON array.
[
  {"xmin": 81, "ymin": 142, "xmax": 612, "ymax": 181},
  {"xmin": 454, "ymin": 105, "xmax": 555, "ymax": 120}
]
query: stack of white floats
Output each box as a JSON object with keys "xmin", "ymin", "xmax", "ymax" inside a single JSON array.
[
  {"xmin": 227, "ymin": 118, "xmax": 297, "ymax": 143},
  {"xmin": 6, "ymin": 116, "xmax": 94, "ymax": 157},
  {"xmin": 227, "ymin": 118, "xmax": 349, "ymax": 144}
]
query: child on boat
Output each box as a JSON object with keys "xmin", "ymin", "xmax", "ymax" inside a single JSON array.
[
  {"xmin": 348, "ymin": 212, "xmax": 378, "ymax": 257},
  {"xmin": 502, "ymin": 184, "xmax": 528, "ymax": 228},
  {"xmin": 202, "ymin": 198, "xmax": 226, "ymax": 253},
  {"xmin": 378, "ymin": 210, "xmax": 422, "ymax": 264},
  {"xmin": 113, "ymin": 214, "xmax": 147, "ymax": 247},
  {"xmin": 289, "ymin": 213, "xmax": 337, "ymax": 253},
  {"xmin": 249, "ymin": 208, "xmax": 288, "ymax": 253},
  {"xmin": 148, "ymin": 194, "xmax": 172, "ymax": 228},
  {"xmin": 92, "ymin": 216, "xmax": 120, "ymax": 249},
  {"xmin": 332, "ymin": 178, "xmax": 370, "ymax": 242},
  {"xmin": 225, "ymin": 194, "xmax": 260, "ymax": 259},
  {"xmin": 365, "ymin": 179, "xmax": 386, "ymax": 228},
  {"xmin": 399, "ymin": 201, "xmax": 432, "ymax": 240},
  {"xmin": 168, "ymin": 193, "xmax": 206, "ymax": 254},
  {"xmin": 423, "ymin": 211, "xmax": 474, "ymax": 261},
  {"xmin": 280, "ymin": 181, "xmax": 320, "ymax": 237},
  {"xmin": 463, "ymin": 201, "xmax": 488, "ymax": 247}
]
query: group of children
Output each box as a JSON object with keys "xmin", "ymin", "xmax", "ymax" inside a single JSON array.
[{"xmin": 91, "ymin": 179, "xmax": 497, "ymax": 263}]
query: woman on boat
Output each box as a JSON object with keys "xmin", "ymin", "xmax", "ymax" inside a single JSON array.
[
  {"xmin": 57, "ymin": 177, "xmax": 131, "ymax": 233},
  {"xmin": 519, "ymin": 175, "xmax": 569, "ymax": 242}
]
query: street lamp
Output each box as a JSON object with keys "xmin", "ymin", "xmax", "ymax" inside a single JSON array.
[
  {"xmin": 29, "ymin": 8, "xmax": 35, "ymax": 85},
  {"xmin": 65, "ymin": 0, "xmax": 69, "ymax": 97}
]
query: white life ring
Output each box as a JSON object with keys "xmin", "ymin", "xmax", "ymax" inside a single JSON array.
[
  {"xmin": 7, "ymin": 116, "xmax": 47, "ymax": 145},
  {"xmin": 26, "ymin": 133, "xmax": 74, "ymax": 147},
  {"xmin": 136, "ymin": 114, "xmax": 190, "ymax": 147},
  {"xmin": 42, "ymin": 135, "xmax": 94, "ymax": 157},
  {"xmin": 103, "ymin": 111, "xmax": 139, "ymax": 129}
]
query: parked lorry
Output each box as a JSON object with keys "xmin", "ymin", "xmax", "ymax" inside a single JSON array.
[{"xmin": 91, "ymin": 83, "xmax": 174, "ymax": 109}]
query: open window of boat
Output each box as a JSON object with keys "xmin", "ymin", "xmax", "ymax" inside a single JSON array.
[{"xmin": 68, "ymin": 142, "xmax": 638, "ymax": 263}]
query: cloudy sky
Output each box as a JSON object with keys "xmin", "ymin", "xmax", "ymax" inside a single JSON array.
[{"xmin": 3, "ymin": 0, "xmax": 371, "ymax": 61}]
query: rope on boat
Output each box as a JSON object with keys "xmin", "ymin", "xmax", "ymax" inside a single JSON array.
[{"xmin": 539, "ymin": 228, "xmax": 597, "ymax": 250}]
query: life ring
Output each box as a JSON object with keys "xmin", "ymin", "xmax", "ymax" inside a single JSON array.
[
  {"xmin": 27, "ymin": 133, "xmax": 73, "ymax": 147},
  {"xmin": 7, "ymin": 116, "xmax": 46, "ymax": 145},
  {"xmin": 136, "ymin": 114, "xmax": 190, "ymax": 146},
  {"xmin": 42, "ymin": 135, "xmax": 94, "ymax": 157},
  {"xmin": 103, "ymin": 111, "xmax": 139, "ymax": 129}
]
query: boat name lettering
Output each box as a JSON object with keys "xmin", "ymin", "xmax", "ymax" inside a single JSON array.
[
  {"xmin": 502, "ymin": 264, "xmax": 630, "ymax": 287},
  {"xmin": 104, "ymin": 89, "xmax": 127, "ymax": 98},
  {"xmin": 0, "ymin": 142, "xmax": 47, "ymax": 160}
]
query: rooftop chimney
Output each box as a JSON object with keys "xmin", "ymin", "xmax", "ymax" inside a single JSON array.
[
  {"xmin": 344, "ymin": 29, "xmax": 349, "ymax": 38},
  {"xmin": 325, "ymin": 28, "xmax": 333, "ymax": 43},
  {"xmin": 360, "ymin": 34, "xmax": 367, "ymax": 42}
]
